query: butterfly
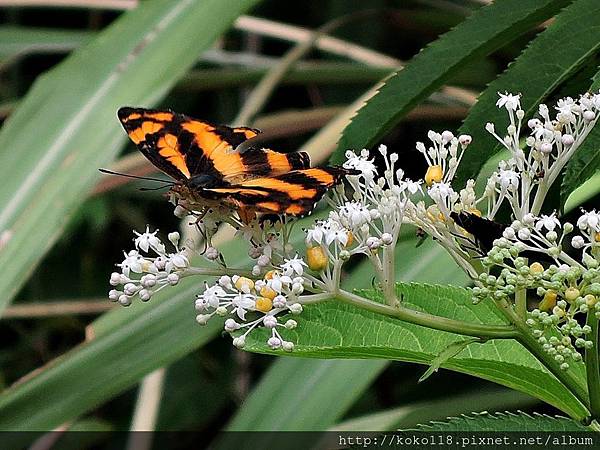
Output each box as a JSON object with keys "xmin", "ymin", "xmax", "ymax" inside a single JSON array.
[{"xmin": 116, "ymin": 107, "xmax": 355, "ymax": 217}]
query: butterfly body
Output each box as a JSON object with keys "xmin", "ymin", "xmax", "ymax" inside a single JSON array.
[{"xmin": 117, "ymin": 107, "xmax": 355, "ymax": 216}]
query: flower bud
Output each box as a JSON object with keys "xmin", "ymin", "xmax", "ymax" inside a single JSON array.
[
  {"xmin": 585, "ymin": 294, "xmax": 598, "ymax": 307},
  {"xmin": 425, "ymin": 165, "xmax": 443, "ymax": 186},
  {"xmin": 196, "ymin": 314, "xmax": 211, "ymax": 325},
  {"xmin": 267, "ymin": 337, "xmax": 282, "ymax": 349},
  {"xmin": 224, "ymin": 318, "xmax": 240, "ymax": 332},
  {"xmin": 168, "ymin": 232, "xmax": 180, "ymax": 246},
  {"xmin": 233, "ymin": 336, "xmax": 246, "ymax": 348},
  {"xmin": 306, "ymin": 246, "xmax": 328, "ymax": 271},
  {"xmin": 564, "ymin": 287, "xmax": 580, "ymax": 303},
  {"xmin": 285, "ymin": 319, "xmax": 298, "ymax": 329},
  {"xmin": 529, "ymin": 262, "xmax": 544, "ymax": 275},
  {"xmin": 263, "ymin": 315, "xmax": 277, "ymax": 328},
  {"xmin": 282, "ymin": 341, "xmax": 294, "ymax": 352},
  {"xmin": 289, "ymin": 303, "xmax": 303, "ymax": 314}
]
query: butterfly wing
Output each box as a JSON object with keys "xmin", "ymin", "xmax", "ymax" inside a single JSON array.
[
  {"xmin": 117, "ymin": 107, "xmax": 310, "ymax": 185},
  {"xmin": 202, "ymin": 167, "xmax": 353, "ymax": 216},
  {"xmin": 450, "ymin": 212, "xmax": 506, "ymax": 252}
]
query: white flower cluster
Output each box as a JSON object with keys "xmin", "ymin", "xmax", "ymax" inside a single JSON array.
[
  {"xmin": 195, "ymin": 257, "xmax": 307, "ymax": 350},
  {"xmin": 109, "ymin": 227, "xmax": 189, "ymax": 306},
  {"xmin": 342, "ymin": 145, "xmax": 420, "ymax": 245},
  {"xmin": 485, "ymin": 92, "xmax": 600, "ymax": 219},
  {"xmin": 498, "ymin": 212, "xmax": 573, "ymax": 261},
  {"xmin": 108, "ymin": 90, "xmax": 600, "ymax": 357}
]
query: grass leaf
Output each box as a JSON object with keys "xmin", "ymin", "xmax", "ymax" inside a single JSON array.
[
  {"xmin": 0, "ymin": 0, "xmax": 261, "ymax": 314},
  {"xmin": 454, "ymin": 0, "xmax": 600, "ymax": 186},
  {"xmin": 330, "ymin": 0, "xmax": 570, "ymax": 164}
]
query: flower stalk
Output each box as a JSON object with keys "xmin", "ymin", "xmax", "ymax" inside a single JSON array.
[{"xmin": 586, "ymin": 311, "xmax": 600, "ymax": 420}]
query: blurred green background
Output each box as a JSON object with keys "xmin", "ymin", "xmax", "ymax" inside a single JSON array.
[{"xmin": 1, "ymin": 0, "xmax": 599, "ymax": 447}]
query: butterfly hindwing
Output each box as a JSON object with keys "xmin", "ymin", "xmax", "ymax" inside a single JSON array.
[{"xmin": 203, "ymin": 167, "xmax": 350, "ymax": 216}]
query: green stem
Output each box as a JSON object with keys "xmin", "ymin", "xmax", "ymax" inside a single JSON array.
[
  {"xmin": 515, "ymin": 286, "xmax": 527, "ymax": 318},
  {"xmin": 586, "ymin": 311, "xmax": 600, "ymax": 421},
  {"xmin": 382, "ymin": 243, "xmax": 399, "ymax": 307},
  {"xmin": 334, "ymin": 289, "xmax": 518, "ymax": 339},
  {"xmin": 498, "ymin": 301, "xmax": 591, "ymax": 412}
]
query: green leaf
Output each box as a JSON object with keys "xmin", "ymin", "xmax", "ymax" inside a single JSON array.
[
  {"xmin": 330, "ymin": 389, "xmax": 537, "ymax": 431},
  {"xmin": 419, "ymin": 337, "xmax": 480, "ymax": 383},
  {"xmin": 455, "ymin": 0, "xmax": 600, "ymax": 187},
  {"xmin": 213, "ymin": 358, "xmax": 387, "ymax": 449},
  {"xmin": 561, "ymin": 71, "xmax": 600, "ymax": 207},
  {"xmin": 243, "ymin": 283, "xmax": 588, "ymax": 420},
  {"xmin": 0, "ymin": 279, "xmax": 221, "ymax": 436},
  {"xmin": 0, "ymin": 26, "xmax": 91, "ymax": 59},
  {"xmin": 0, "ymin": 0, "xmax": 261, "ymax": 315},
  {"xmin": 227, "ymin": 358, "xmax": 386, "ymax": 431},
  {"xmin": 331, "ymin": 0, "xmax": 571, "ymax": 164},
  {"xmin": 411, "ymin": 411, "xmax": 590, "ymax": 431}
]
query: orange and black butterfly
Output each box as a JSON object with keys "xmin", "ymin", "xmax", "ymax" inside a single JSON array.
[{"xmin": 116, "ymin": 107, "xmax": 356, "ymax": 217}]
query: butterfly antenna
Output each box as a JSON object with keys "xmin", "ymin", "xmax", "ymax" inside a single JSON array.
[{"xmin": 98, "ymin": 168, "xmax": 175, "ymax": 185}]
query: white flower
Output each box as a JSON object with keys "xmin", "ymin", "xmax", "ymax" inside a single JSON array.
[
  {"xmin": 165, "ymin": 253, "xmax": 189, "ymax": 273},
  {"xmin": 496, "ymin": 169, "xmax": 519, "ymax": 192},
  {"xmin": 306, "ymin": 219, "xmax": 348, "ymax": 247},
  {"xmin": 343, "ymin": 149, "xmax": 377, "ymax": 181},
  {"xmin": 400, "ymin": 179, "xmax": 422, "ymax": 195},
  {"xmin": 336, "ymin": 201, "xmax": 371, "ymax": 229},
  {"xmin": 199, "ymin": 285, "xmax": 226, "ymax": 309},
  {"xmin": 496, "ymin": 92, "xmax": 521, "ymax": 111},
  {"xmin": 577, "ymin": 210, "xmax": 600, "ymax": 232},
  {"xmin": 134, "ymin": 226, "xmax": 165, "ymax": 254},
  {"xmin": 535, "ymin": 213, "xmax": 561, "ymax": 232},
  {"xmin": 232, "ymin": 293, "xmax": 255, "ymax": 320},
  {"xmin": 281, "ymin": 255, "xmax": 307, "ymax": 277},
  {"xmin": 428, "ymin": 182, "xmax": 455, "ymax": 203},
  {"xmin": 119, "ymin": 250, "xmax": 144, "ymax": 277}
]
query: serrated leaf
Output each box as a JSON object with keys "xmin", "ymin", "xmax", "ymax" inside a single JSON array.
[
  {"xmin": 454, "ymin": 0, "xmax": 600, "ymax": 187},
  {"xmin": 0, "ymin": 0, "xmax": 261, "ymax": 315},
  {"xmin": 331, "ymin": 0, "xmax": 571, "ymax": 164},
  {"xmin": 561, "ymin": 72, "xmax": 600, "ymax": 206},
  {"xmin": 418, "ymin": 337, "xmax": 480, "ymax": 383},
  {"xmin": 329, "ymin": 389, "xmax": 537, "ymax": 432},
  {"xmin": 411, "ymin": 411, "xmax": 590, "ymax": 431},
  {"xmin": 243, "ymin": 283, "xmax": 588, "ymax": 420}
]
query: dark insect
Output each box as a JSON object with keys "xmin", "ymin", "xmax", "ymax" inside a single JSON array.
[{"xmin": 450, "ymin": 211, "xmax": 506, "ymax": 253}]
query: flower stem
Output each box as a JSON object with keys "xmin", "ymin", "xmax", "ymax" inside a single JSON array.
[
  {"xmin": 381, "ymin": 244, "xmax": 399, "ymax": 307},
  {"xmin": 515, "ymin": 286, "xmax": 527, "ymax": 318},
  {"xmin": 586, "ymin": 311, "xmax": 600, "ymax": 421},
  {"xmin": 334, "ymin": 289, "xmax": 518, "ymax": 339}
]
